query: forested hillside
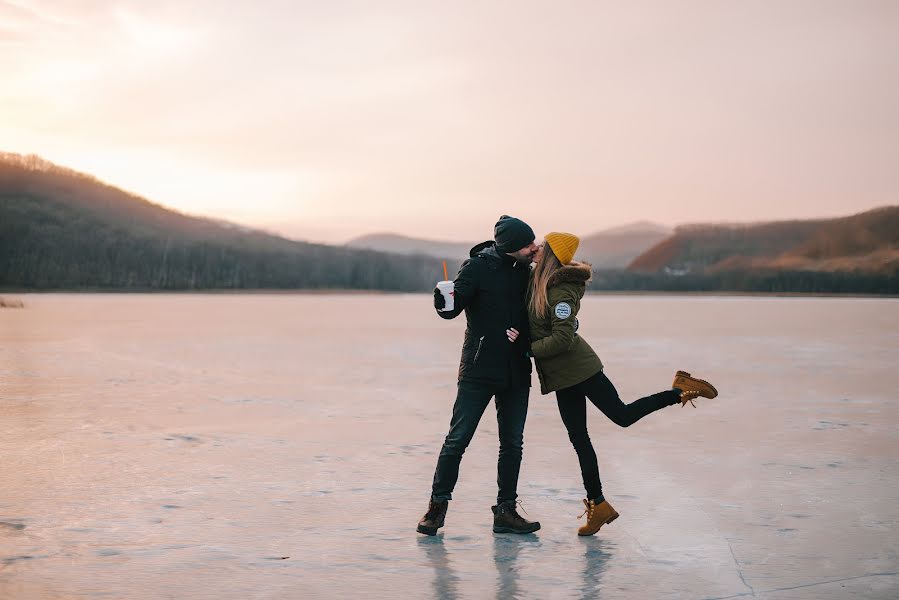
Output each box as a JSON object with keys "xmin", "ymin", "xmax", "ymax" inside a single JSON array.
[
  {"xmin": 0, "ymin": 153, "xmax": 447, "ymax": 291},
  {"xmin": 629, "ymin": 207, "xmax": 899, "ymax": 275},
  {"xmin": 2, "ymin": 153, "xmax": 895, "ymax": 294},
  {"xmin": 607, "ymin": 206, "xmax": 899, "ymax": 293}
]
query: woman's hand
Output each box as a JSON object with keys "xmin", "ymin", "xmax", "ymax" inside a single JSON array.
[{"xmin": 506, "ymin": 328, "xmax": 520, "ymax": 343}]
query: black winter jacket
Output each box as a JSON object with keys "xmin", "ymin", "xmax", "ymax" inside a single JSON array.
[{"xmin": 437, "ymin": 241, "xmax": 532, "ymax": 388}]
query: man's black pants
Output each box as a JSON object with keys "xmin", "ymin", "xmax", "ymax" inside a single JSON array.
[
  {"xmin": 431, "ymin": 380, "xmax": 530, "ymax": 505},
  {"xmin": 555, "ymin": 370, "xmax": 680, "ymax": 501}
]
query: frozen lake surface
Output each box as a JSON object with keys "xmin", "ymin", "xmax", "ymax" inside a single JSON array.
[{"xmin": 1, "ymin": 293, "xmax": 897, "ymax": 599}]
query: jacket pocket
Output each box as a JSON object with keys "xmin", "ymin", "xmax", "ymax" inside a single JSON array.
[{"xmin": 473, "ymin": 335, "xmax": 485, "ymax": 364}]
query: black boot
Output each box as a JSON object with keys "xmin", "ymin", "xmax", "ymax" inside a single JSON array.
[
  {"xmin": 417, "ymin": 500, "xmax": 448, "ymax": 536},
  {"xmin": 492, "ymin": 501, "xmax": 541, "ymax": 534}
]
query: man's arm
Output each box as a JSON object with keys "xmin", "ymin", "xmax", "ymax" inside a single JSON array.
[
  {"xmin": 529, "ymin": 289, "xmax": 578, "ymax": 357},
  {"xmin": 435, "ymin": 258, "xmax": 478, "ymax": 320}
]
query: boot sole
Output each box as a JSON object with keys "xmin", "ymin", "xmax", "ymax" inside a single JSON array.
[
  {"xmin": 675, "ymin": 370, "xmax": 718, "ymax": 398},
  {"xmin": 577, "ymin": 511, "xmax": 619, "ymax": 536},
  {"xmin": 417, "ymin": 524, "xmax": 439, "ymax": 536},
  {"xmin": 493, "ymin": 523, "xmax": 541, "ymax": 534}
]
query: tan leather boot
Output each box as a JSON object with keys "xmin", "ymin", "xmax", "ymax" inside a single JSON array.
[
  {"xmin": 672, "ymin": 370, "xmax": 718, "ymax": 407},
  {"xmin": 577, "ymin": 499, "xmax": 619, "ymax": 536}
]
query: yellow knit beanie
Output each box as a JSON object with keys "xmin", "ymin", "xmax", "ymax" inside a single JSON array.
[{"xmin": 544, "ymin": 232, "xmax": 579, "ymax": 265}]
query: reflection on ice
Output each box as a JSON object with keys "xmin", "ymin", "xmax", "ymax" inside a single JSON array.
[
  {"xmin": 493, "ymin": 535, "xmax": 542, "ymax": 600},
  {"xmin": 419, "ymin": 537, "xmax": 461, "ymax": 600},
  {"xmin": 579, "ymin": 537, "xmax": 614, "ymax": 598}
]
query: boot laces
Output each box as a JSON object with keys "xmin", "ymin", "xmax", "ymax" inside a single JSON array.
[
  {"xmin": 500, "ymin": 500, "xmax": 530, "ymax": 523},
  {"xmin": 578, "ymin": 499, "xmax": 594, "ymax": 520},
  {"xmin": 680, "ymin": 389, "xmax": 700, "ymax": 408}
]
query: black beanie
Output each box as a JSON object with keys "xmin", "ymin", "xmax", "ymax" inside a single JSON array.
[{"xmin": 494, "ymin": 215, "xmax": 535, "ymax": 253}]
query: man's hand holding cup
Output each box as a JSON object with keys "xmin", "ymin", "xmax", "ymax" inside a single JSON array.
[{"xmin": 435, "ymin": 280, "xmax": 454, "ymax": 312}]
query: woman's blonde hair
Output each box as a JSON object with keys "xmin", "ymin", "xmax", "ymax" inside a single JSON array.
[{"xmin": 528, "ymin": 243, "xmax": 564, "ymax": 318}]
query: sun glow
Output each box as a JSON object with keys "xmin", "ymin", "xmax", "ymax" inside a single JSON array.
[{"xmin": 113, "ymin": 8, "xmax": 203, "ymax": 56}]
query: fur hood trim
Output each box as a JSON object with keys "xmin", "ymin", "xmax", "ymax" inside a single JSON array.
[{"xmin": 548, "ymin": 261, "xmax": 593, "ymax": 287}]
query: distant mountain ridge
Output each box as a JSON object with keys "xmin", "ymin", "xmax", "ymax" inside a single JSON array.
[
  {"xmin": 346, "ymin": 222, "xmax": 671, "ymax": 268},
  {"xmin": 628, "ymin": 206, "xmax": 899, "ymax": 276},
  {"xmin": 594, "ymin": 221, "xmax": 670, "ymax": 235},
  {"xmin": 579, "ymin": 225, "xmax": 671, "ymax": 269},
  {"xmin": 0, "ymin": 152, "xmax": 444, "ymax": 290},
  {"xmin": 347, "ymin": 233, "xmax": 475, "ymax": 260}
]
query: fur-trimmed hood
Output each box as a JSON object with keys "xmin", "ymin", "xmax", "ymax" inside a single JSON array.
[{"xmin": 547, "ymin": 261, "xmax": 593, "ymax": 287}]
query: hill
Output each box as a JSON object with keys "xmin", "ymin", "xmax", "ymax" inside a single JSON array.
[
  {"xmin": 628, "ymin": 207, "xmax": 899, "ymax": 276},
  {"xmin": 589, "ymin": 207, "xmax": 899, "ymax": 294},
  {"xmin": 0, "ymin": 153, "xmax": 445, "ymax": 291}
]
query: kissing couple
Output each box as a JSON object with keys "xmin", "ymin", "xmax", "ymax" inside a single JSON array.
[{"xmin": 418, "ymin": 215, "xmax": 718, "ymax": 537}]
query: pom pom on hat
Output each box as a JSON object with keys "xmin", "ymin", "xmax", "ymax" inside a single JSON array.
[{"xmin": 544, "ymin": 232, "xmax": 579, "ymax": 265}]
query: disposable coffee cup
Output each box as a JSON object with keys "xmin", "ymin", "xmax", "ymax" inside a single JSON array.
[{"xmin": 436, "ymin": 280, "xmax": 454, "ymax": 312}]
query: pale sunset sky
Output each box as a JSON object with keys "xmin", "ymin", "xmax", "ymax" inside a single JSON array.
[{"xmin": 2, "ymin": 1, "xmax": 897, "ymax": 244}]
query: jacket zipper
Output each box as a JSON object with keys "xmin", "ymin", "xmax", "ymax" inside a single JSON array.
[{"xmin": 473, "ymin": 336, "xmax": 485, "ymax": 364}]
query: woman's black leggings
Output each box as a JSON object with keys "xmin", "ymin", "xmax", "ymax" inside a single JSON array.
[{"xmin": 555, "ymin": 370, "xmax": 680, "ymax": 501}]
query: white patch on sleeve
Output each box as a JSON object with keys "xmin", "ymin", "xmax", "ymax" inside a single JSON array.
[{"xmin": 554, "ymin": 302, "xmax": 572, "ymax": 319}]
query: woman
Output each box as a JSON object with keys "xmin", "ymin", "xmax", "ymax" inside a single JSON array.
[{"xmin": 527, "ymin": 232, "xmax": 718, "ymax": 536}]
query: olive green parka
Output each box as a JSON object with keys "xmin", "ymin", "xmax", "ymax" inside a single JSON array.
[{"xmin": 528, "ymin": 262, "xmax": 604, "ymax": 395}]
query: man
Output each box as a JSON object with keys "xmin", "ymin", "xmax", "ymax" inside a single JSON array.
[{"xmin": 417, "ymin": 215, "xmax": 542, "ymax": 536}]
